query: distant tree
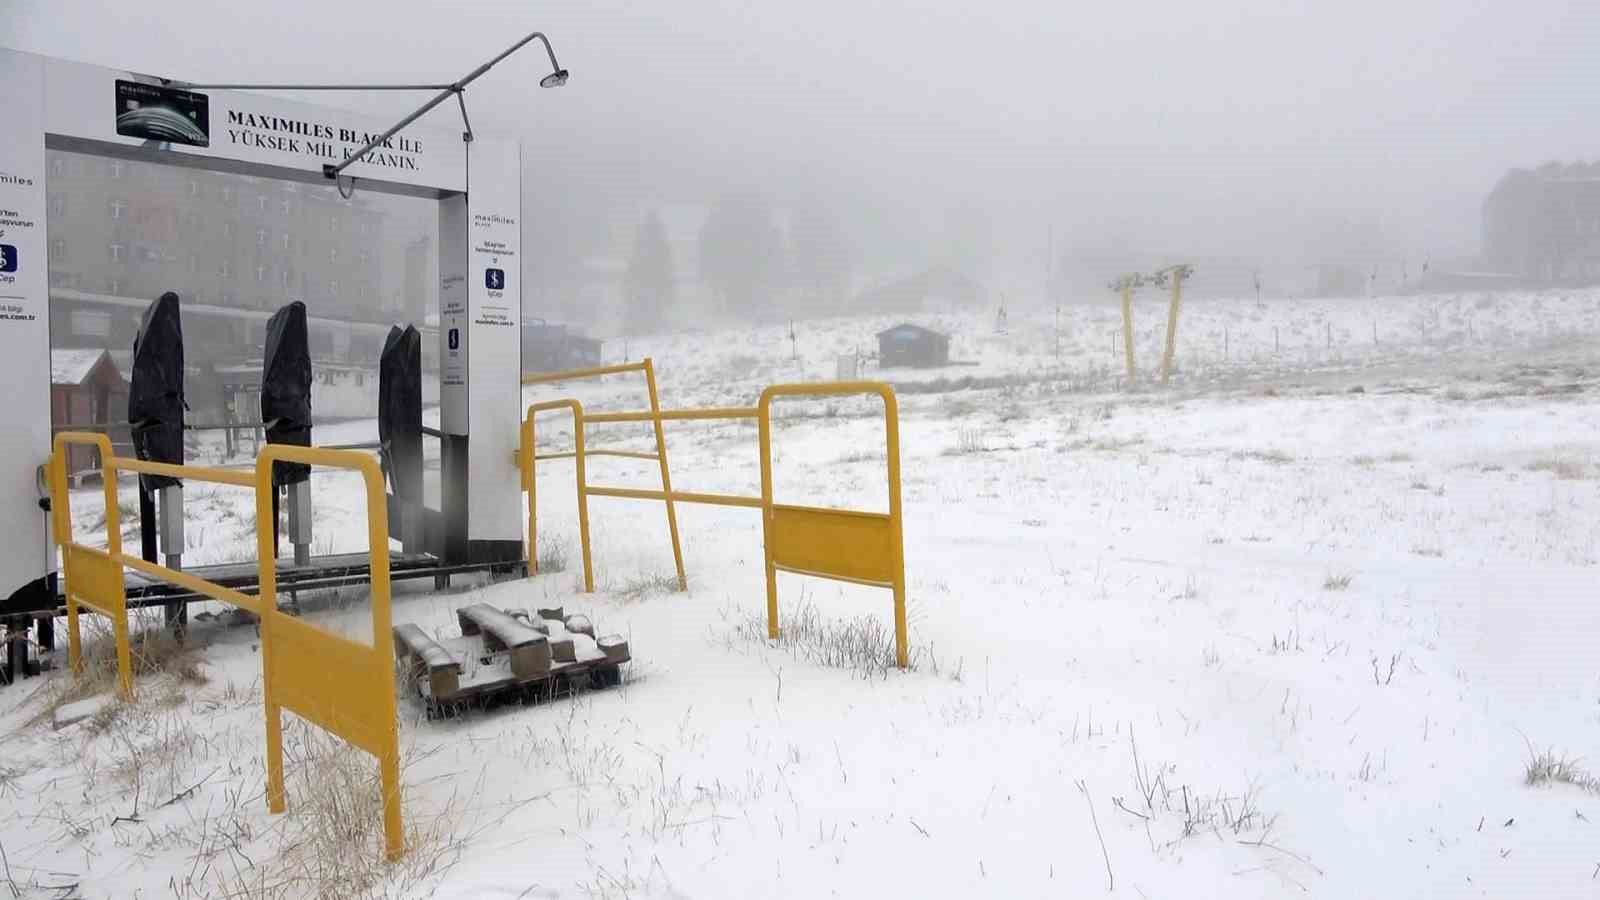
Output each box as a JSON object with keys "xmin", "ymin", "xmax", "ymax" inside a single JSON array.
[
  {"xmin": 787, "ymin": 202, "xmax": 854, "ymax": 315},
  {"xmin": 625, "ymin": 211, "xmax": 674, "ymax": 333},
  {"xmin": 698, "ymin": 193, "xmax": 783, "ymax": 316}
]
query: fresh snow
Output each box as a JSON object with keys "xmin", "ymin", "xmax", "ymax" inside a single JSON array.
[{"xmin": 5, "ymin": 288, "xmax": 1600, "ymax": 897}]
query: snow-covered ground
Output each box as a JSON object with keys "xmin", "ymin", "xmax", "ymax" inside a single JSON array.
[{"xmin": 5, "ymin": 288, "xmax": 1600, "ymax": 898}]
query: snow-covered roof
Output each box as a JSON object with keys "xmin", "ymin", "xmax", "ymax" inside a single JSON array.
[{"xmin": 51, "ymin": 348, "xmax": 114, "ymax": 386}]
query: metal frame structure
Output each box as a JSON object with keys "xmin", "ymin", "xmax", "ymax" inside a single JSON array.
[
  {"xmin": 1, "ymin": 42, "xmax": 562, "ymax": 658},
  {"xmin": 520, "ymin": 360, "xmax": 910, "ymax": 667},
  {"xmin": 49, "ymin": 434, "xmax": 404, "ymax": 859}
]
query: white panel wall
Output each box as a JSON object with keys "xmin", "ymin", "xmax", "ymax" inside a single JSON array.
[
  {"xmin": 464, "ymin": 139, "xmax": 522, "ymax": 543},
  {"xmin": 0, "ymin": 50, "xmax": 55, "ymax": 588}
]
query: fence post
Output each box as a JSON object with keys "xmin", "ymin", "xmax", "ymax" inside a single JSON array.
[
  {"xmin": 1159, "ymin": 273, "xmax": 1183, "ymax": 384},
  {"xmin": 1120, "ymin": 285, "xmax": 1136, "ymax": 381}
]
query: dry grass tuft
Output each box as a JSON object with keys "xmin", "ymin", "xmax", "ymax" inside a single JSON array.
[
  {"xmin": 611, "ymin": 571, "xmax": 683, "ymax": 602},
  {"xmin": 535, "ymin": 534, "xmax": 571, "ymax": 574},
  {"xmin": 1323, "ymin": 573, "xmax": 1354, "ymax": 591},
  {"xmin": 1524, "ymin": 744, "xmax": 1600, "ymax": 795},
  {"xmin": 1231, "ymin": 448, "xmax": 1294, "ymax": 465},
  {"xmin": 26, "ymin": 612, "xmax": 206, "ymax": 729},
  {"xmin": 942, "ymin": 428, "xmax": 991, "ymax": 456},
  {"xmin": 205, "ymin": 724, "xmax": 471, "ymax": 899},
  {"xmin": 1525, "ymin": 458, "xmax": 1590, "ymax": 481},
  {"xmin": 726, "ymin": 600, "xmax": 939, "ymax": 680}
]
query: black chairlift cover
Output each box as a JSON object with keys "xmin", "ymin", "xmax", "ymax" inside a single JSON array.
[
  {"xmin": 128, "ymin": 291, "xmax": 185, "ymax": 491},
  {"xmin": 261, "ymin": 301, "xmax": 313, "ymax": 486},
  {"xmin": 377, "ymin": 324, "xmax": 423, "ymax": 505}
]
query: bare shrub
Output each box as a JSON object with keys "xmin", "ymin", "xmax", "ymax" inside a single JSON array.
[
  {"xmin": 1112, "ymin": 731, "xmax": 1273, "ymax": 847},
  {"xmin": 1323, "ymin": 573, "xmax": 1353, "ymax": 591},
  {"xmin": 1524, "ymin": 743, "xmax": 1600, "ymax": 795},
  {"xmin": 1231, "ymin": 449, "xmax": 1294, "ymax": 465},
  {"xmin": 942, "ymin": 428, "xmax": 990, "ymax": 456},
  {"xmin": 536, "ymin": 534, "xmax": 570, "ymax": 574},
  {"xmin": 26, "ymin": 611, "xmax": 206, "ymax": 728}
]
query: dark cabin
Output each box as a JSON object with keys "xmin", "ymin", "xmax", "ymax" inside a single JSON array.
[
  {"xmin": 51, "ymin": 349, "xmax": 131, "ymax": 479},
  {"xmin": 876, "ymin": 323, "xmax": 950, "ymax": 368},
  {"xmin": 523, "ymin": 319, "xmax": 605, "ymax": 375}
]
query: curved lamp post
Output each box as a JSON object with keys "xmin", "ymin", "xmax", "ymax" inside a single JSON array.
[{"xmin": 174, "ymin": 29, "xmax": 568, "ymax": 182}]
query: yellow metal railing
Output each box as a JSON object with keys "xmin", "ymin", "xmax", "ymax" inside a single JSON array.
[
  {"xmin": 758, "ymin": 383, "xmax": 907, "ymax": 668},
  {"xmin": 519, "ymin": 359, "xmax": 687, "ymax": 589},
  {"xmin": 47, "ymin": 436, "xmax": 405, "ymax": 861},
  {"xmin": 255, "ymin": 445, "xmax": 403, "ymax": 861},
  {"xmin": 519, "ymin": 364, "xmax": 910, "ymax": 667}
]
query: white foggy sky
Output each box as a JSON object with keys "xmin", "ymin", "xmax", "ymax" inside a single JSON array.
[{"xmin": 5, "ymin": 0, "xmax": 1599, "ymax": 278}]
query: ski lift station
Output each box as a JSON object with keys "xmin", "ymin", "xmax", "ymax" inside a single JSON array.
[{"xmin": 0, "ymin": 39, "xmax": 553, "ymax": 655}]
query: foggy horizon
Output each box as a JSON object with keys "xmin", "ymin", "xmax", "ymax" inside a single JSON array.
[{"xmin": 7, "ymin": 0, "xmax": 1600, "ymax": 308}]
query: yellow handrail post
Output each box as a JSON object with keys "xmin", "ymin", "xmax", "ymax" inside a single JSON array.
[
  {"xmin": 643, "ymin": 359, "xmax": 687, "ymax": 591},
  {"xmin": 756, "ymin": 407, "xmax": 780, "ymax": 640},
  {"xmin": 255, "ymin": 465, "xmax": 285, "ymax": 818},
  {"xmin": 523, "ymin": 400, "xmax": 594, "ymax": 592},
  {"xmin": 522, "ymin": 413, "xmax": 536, "ymax": 574},
  {"xmin": 574, "ymin": 405, "xmax": 593, "ymax": 593},
  {"xmin": 47, "ymin": 448, "xmax": 78, "ymax": 674},
  {"xmin": 884, "ymin": 389, "xmax": 907, "ymax": 669}
]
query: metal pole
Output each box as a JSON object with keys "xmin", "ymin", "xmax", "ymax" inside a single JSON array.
[
  {"xmin": 176, "ymin": 83, "xmax": 454, "ymax": 91},
  {"xmin": 324, "ymin": 30, "xmax": 562, "ymax": 180},
  {"xmin": 1159, "ymin": 271, "xmax": 1183, "ymax": 384},
  {"xmin": 1120, "ymin": 283, "xmax": 1136, "ymax": 381}
]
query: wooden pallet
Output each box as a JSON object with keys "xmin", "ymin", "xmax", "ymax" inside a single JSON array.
[{"xmin": 393, "ymin": 604, "xmax": 630, "ymax": 718}]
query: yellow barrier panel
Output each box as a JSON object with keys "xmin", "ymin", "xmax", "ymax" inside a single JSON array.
[
  {"xmin": 758, "ymin": 382, "xmax": 907, "ymax": 668},
  {"xmin": 255, "ymin": 445, "xmax": 403, "ymax": 862},
  {"xmin": 51, "ymin": 432, "xmax": 130, "ymax": 697}
]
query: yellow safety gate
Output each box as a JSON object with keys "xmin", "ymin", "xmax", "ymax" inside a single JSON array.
[
  {"xmin": 48, "ymin": 435, "xmax": 405, "ymax": 861},
  {"xmin": 759, "ymin": 383, "xmax": 907, "ymax": 667},
  {"xmin": 520, "ymin": 362, "xmax": 909, "ymax": 667}
]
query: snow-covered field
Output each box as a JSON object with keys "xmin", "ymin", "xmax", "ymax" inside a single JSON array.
[{"xmin": 5, "ymin": 289, "xmax": 1600, "ymax": 898}]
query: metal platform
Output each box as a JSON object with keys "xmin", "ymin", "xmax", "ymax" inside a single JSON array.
[{"xmin": 11, "ymin": 552, "xmax": 521, "ymax": 618}]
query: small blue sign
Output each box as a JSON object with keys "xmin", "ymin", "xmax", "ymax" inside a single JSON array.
[
  {"xmin": 485, "ymin": 268, "xmax": 505, "ymax": 290},
  {"xmin": 0, "ymin": 245, "xmax": 16, "ymax": 273},
  {"xmin": 448, "ymin": 328, "xmax": 460, "ymax": 350}
]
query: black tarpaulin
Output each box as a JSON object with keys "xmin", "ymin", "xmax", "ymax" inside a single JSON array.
[
  {"xmin": 128, "ymin": 292, "xmax": 185, "ymax": 491},
  {"xmin": 261, "ymin": 301, "xmax": 312, "ymax": 486},
  {"xmin": 378, "ymin": 324, "xmax": 423, "ymax": 504}
]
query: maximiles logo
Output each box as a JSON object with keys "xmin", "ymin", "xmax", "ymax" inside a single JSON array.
[{"xmin": 0, "ymin": 173, "xmax": 35, "ymax": 188}]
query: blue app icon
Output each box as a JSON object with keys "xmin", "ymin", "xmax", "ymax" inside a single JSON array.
[
  {"xmin": 448, "ymin": 328, "xmax": 460, "ymax": 350},
  {"xmin": 0, "ymin": 245, "xmax": 16, "ymax": 273},
  {"xmin": 485, "ymin": 268, "xmax": 505, "ymax": 290}
]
